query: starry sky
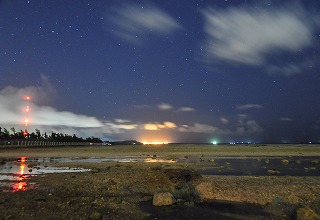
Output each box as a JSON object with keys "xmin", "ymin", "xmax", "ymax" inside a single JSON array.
[{"xmin": 1, "ymin": 0, "xmax": 320, "ymax": 143}]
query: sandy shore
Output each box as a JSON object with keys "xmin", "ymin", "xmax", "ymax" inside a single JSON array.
[{"xmin": 0, "ymin": 144, "xmax": 319, "ymax": 219}]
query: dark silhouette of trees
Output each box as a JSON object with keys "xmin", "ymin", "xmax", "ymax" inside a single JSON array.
[
  {"xmin": 2, "ymin": 128, "xmax": 10, "ymax": 139},
  {"xmin": 0, "ymin": 126, "xmax": 103, "ymax": 143}
]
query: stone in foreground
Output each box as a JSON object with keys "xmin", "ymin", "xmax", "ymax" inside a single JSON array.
[
  {"xmin": 296, "ymin": 207, "xmax": 320, "ymax": 220},
  {"xmin": 153, "ymin": 192, "xmax": 175, "ymax": 206}
]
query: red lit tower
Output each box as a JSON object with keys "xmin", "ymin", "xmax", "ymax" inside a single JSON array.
[{"xmin": 24, "ymin": 96, "xmax": 30, "ymax": 136}]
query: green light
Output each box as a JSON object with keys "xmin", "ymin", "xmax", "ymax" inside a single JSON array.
[{"xmin": 212, "ymin": 141, "xmax": 218, "ymax": 145}]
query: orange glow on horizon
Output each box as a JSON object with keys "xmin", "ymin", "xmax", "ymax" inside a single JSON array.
[{"xmin": 142, "ymin": 141, "xmax": 169, "ymax": 145}]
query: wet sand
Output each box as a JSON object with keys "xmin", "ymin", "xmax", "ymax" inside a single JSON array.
[{"xmin": 0, "ymin": 144, "xmax": 319, "ymax": 219}]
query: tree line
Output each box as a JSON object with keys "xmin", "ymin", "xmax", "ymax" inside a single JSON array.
[{"xmin": 0, "ymin": 126, "xmax": 103, "ymax": 143}]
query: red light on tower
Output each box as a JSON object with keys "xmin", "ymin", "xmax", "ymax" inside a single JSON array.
[{"xmin": 23, "ymin": 96, "xmax": 31, "ymax": 136}]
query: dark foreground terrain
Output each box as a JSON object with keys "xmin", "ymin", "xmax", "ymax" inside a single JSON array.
[{"xmin": 0, "ymin": 144, "xmax": 320, "ymax": 219}]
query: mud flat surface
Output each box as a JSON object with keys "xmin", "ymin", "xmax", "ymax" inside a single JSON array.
[{"xmin": 0, "ymin": 144, "xmax": 319, "ymax": 219}]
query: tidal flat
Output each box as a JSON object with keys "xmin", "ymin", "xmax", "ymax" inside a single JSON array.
[{"xmin": 0, "ymin": 144, "xmax": 319, "ymax": 219}]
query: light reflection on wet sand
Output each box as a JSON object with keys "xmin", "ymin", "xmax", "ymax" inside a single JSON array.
[{"xmin": 0, "ymin": 156, "xmax": 89, "ymax": 192}]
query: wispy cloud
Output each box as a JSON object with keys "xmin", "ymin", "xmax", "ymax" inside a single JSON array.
[
  {"xmin": 115, "ymin": 118, "xmax": 131, "ymax": 123},
  {"xmin": 237, "ymin": 104, "xmax": 263, "ymax": 110},
  {"xmin": 177, "ymin": 107, "xmax": 195, "ymax": 112},
  {"xmin": 105, "ymin": 121, "xmax": 137, "ymax": 131},
  {"xmin": 178, "ymin": 123, "xmax": 230, "ymax": 135},
  {"xmin": 201, "ymin": 4, "xmax": 318, "ymax": 75},
  {"xmin": 266, "ymin": 64, "xmax": 302, "ymax": 76},
  {"xmin": 220, "ymin": 117, "xmax": 229, "ymax": 124},
  {"xmin": 144, "ymin": 121, "xmax": 177, "ymax": 131},
  {"xmin": 279, "ymin": 117, "xmax": 293, "ymax": 122},
  {"xmin": 157, "ymin": 103, "xmax": 173, "ymax": 110},
  {"xmin": 109, "ymin": 3, "xmax": 182, "ymax": 43},
  {"xmin": 235, "ymin": 120, "xmax": 263, "ymax": 136}
]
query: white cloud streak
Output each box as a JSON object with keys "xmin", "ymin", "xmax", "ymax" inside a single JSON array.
[
  {"xmin": 157, "ymin": 103, "xmax": 173, "ymax": 110},
  {"xmin": 144, "ymin": 121, "xmax": 177, "ymax": 131},
  {"xmin": 220, "ymin": 117, "xmax": 229, "ymax": 124},
  {"xmin": 177, "ymin": 107, "xmax": 195, "ymax": 112},
  {"xmin": 237, "ymin": 104, "xmax": 263, "ymax": 110},
  {"xmin": 266, "ymin": 64, "xmax": 303, "ymax": 76},
  {"xmin": 109, "ymin": 3, "xmax": 182, "ymax": 43},
  {"xmin": 201, "ymin": 4, "xmax": 318, "ymax": 75},
  {"xmin": 115, "ymin": 118, "xmax": 131, "ymax": 123},
  {"xmin": 178, "ymin": 123, "xmax": 230, "ymax": 135},
  {"xmin": 279, "ymin": 117, "xmax": 293, "ymax": 122}
]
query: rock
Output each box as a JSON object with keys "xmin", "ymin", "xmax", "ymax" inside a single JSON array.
[
  {"xmin": 267, "ymin": 169, "xmax": 280, "ymax": 175},
  {"xmin": 153, "ymin": 192, "xmax": 175, "ymax": 206},
  {"xmin": 193, "ymin": 181, "xmax": 215, "ymax": 203},
  {"xmin": 296, "ymin": 207, "xmax": 320, "ymax": 220}
]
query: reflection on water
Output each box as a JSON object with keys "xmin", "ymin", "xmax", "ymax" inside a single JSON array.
[
  {"xmin": 13, "ymin": 156, "xmax": 28, "ymax": 192},
  {"xmin": 0, "ymin": 156, "xmax": 90, "ymax": 193},
  {"xmin": 144, "ymin": 158, "xmax": 176, "ymax": 163}
]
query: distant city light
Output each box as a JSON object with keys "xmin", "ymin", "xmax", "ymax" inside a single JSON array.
[{"xmin": 143, "ymin": 141, "xmax": 168, "ymax": 145}]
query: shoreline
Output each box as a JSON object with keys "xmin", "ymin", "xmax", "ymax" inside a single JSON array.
[{"xmin": 0, "ymin": 144, "xmax": 320, "ymax": 158}]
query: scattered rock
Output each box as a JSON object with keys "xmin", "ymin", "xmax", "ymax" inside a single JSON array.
[
  {"xmin": 267, "ymin": 169, "xmax": 280, "ymax": 175},
  {"xmin": 281, "ymin": 159, "xmax": 289, "ymax": 165},
  {"xmin": 153, "ymin": 192, "xmax": 175, "ymax": 206},
  {"xmin": 296, "ymin": 207, "xmax": 320, "ymax": 220}
]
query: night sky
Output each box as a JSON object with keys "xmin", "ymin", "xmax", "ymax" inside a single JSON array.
[{"xmin": 1, "ymin": 0, "xmax": 320, "ymax": 143}]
